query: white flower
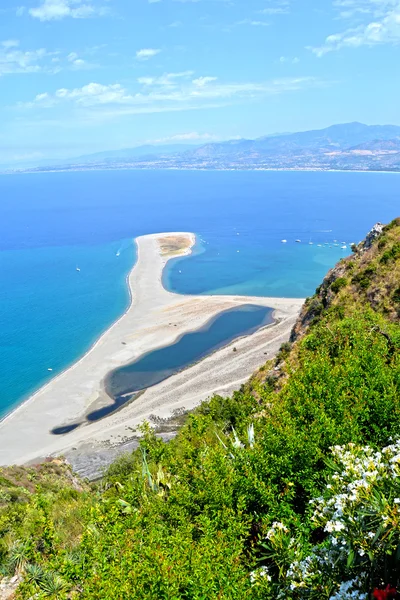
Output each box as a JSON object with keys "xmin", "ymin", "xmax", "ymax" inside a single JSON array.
[{"xmin": 250, "ymin": 566, "xmax": 271, "ymax": 585}]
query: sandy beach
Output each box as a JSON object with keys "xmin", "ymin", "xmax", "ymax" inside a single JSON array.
[{"xmin": 0, "ymin": 232, "xmax": 304, "ymax": 466}]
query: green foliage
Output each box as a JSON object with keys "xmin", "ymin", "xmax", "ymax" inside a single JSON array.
[
  {"xmin": 1, "ymin": 219, "xmax": 399, "ymax": 598},
  {"xmin": 330, "ymin": 277, "xmax": 347, "ymax": 293},
  {"xmin": 352, "ymin": 265, "xmax": 377, "ymax": 289},
  {"xmin": 275, "ymin": 341, "xmax": 292, "ymax": 364},
  {"xmin": 380, "ymin": 242, "xmax": 400, "ymax": 265}
]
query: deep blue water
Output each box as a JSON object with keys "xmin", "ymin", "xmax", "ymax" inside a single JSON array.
[{"xmin": 0, "ymin": 169, "xmax": 398, "ymax": 417}]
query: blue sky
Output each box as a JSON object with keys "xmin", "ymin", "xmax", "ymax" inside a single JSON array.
[{"xmin": 0, "ymin": 0, "xmax": 399, "ymax": 164}]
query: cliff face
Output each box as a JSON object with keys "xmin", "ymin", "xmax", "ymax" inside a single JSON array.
[{"xmin": 291, "ymin": 218, "xmax": 400, "ymax": 341}]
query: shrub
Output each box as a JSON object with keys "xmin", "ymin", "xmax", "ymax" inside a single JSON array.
[
  {"xmin": 331, "ymin": 277, "xmax": 347, "ymax": 293},
  {"xmin": 380, "ymin": 243, "xmax": 400, "ymax": 265},
  {"xmin": 352, "ymin": 266, "xmax": 377, "ymax": 290}
]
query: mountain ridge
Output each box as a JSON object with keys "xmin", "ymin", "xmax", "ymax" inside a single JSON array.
[{"xmin": 15, "ymin": 121, "xmax": 400, "ymax": 173}]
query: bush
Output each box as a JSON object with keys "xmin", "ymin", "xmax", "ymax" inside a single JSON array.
[
  {"xmin": 352, "ymin": 266, "xmax": 377, "ymax": 290},
  {"xmin": 380, "ymin": 243, "xmax": 400, "ymax": 265},
  {"xmin": 331, "ymin": 277, "xmax": 347, "ymax": 293}
]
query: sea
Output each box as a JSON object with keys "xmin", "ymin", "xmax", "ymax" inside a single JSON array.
[{"xmin": 0, "ymin": 169, "xmax": 398, "ymax": 418}]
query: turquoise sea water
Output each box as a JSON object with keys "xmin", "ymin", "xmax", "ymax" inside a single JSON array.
[{"xmin": 0, "ymin": 169, "xmax": 398, "ymax": 417}]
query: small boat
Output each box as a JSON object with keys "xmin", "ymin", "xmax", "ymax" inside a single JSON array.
[
  {"xmin": 47, "ymin": 368, "xmax": 53, "ymax": 372},
  {"xmin": 295, "ymin": 239, "xmax": 301, "ymax": 243},
  {"xmin": 317, "ymin": 244, "xmax": 322, "ymax": 247},
  {"xmin": 309, "ymin": 241, "xmax": 314, "ymax": 245},
  {"xmin": 341, "ymin": 245, "xmax": 347, "ymax": 250},
  {"xmin": 76, "ymin": 267, "xmax": 81, "ymax": 272},
  {"xmin": 116, "ymin": 251, "xmax": 121, "ymax": 257},
  {"xmin": 281, "ymin": 239, "xmax": 287, "ymax": 243}
]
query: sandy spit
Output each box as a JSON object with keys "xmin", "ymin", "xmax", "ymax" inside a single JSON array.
[{"xmin": 0, "ymin": 232, "xmax": 304, "ymax": 466}]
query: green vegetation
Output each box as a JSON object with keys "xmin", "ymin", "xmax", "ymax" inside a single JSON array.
[
  {"xmin": 330, "ymin": 277, "xmax": 348, "ymax": 293},
  {"xmin": 1, "ymin": 219, "xmax": 400, "ymax": 599}
]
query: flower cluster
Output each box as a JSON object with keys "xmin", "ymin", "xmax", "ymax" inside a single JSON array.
[
  {"xmin": 373, "ymin": 585, "xmax": 397, "ymax": 600},
  {"xmin": 311, "ymin": 441, "xmax": 400, "ymax": 563},
  {"xmin": 265, "ymin": 521, "xmax": 289, "ymax": 540},
  {"xmin": 251, "ymin": 441, "xmax": 400, "ymax": 598}
]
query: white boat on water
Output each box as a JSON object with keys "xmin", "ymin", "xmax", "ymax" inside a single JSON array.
[
  {"xmin": 341, "ymin": 245, "xmax": 347, "ymax": 250},
  {"xmin": 295, "ymin": 239, "xmax": 301, "ymax": 243},
  {"xmin": 76, "ymin": 267, "xmax": 81, "ymax": 272},
  {"xmin": 281, "ymin": 239, "xmax": 287, "ymax": 243}
]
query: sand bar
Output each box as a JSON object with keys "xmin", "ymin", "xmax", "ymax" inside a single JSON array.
[{"xmin": 0, "ymin": 232, "xmax": 304, "ymax": 466}]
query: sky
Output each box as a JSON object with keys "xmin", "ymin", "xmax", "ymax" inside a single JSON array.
[{"xmin": 0, "ymin": 0, "xmax": 399, "ymax": 164}]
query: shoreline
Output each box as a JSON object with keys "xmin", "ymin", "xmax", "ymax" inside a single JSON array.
[
  {"xmin": 0, "ymin": 232, "xmax": 195, "ymax": 427},
  {"xmin": 0, "ymin": 247, "xmax": 136, "ymax": 427},
  {"xmin": 3, "ymin": 167, "xmax": 400, "ymax": 176},
  {"xmin": 0, "ymin": 232, "xmax": 304, "ymax": 466}
]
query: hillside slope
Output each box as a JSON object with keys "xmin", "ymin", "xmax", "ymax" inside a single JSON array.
[{"xmin": 1, "ymin": 219, "xmax": 400, "ymax": 599}]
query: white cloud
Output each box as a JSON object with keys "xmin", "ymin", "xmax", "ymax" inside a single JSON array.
[
  {"xmin": 0, "ymin": 43, "xmax": 97, "ymax": 76},
  {"xmin": 136, "ymin": 48, "xmax": 161, "ymax": 60},
  {"xmin": 54, "ymin": 82, "xmax": 132, "ymax": 105},
  {"xmin": 22, "ymin": 75, "xmax": 323, "ymax": 119},
  {"xmin": 312, "ymin": 0, "xmax": 400, "ymax": 54},
  {"xmin": 66, "ymin": 51, "xmax": 92, "ymax": 69},
  {"xmin": 259, "ymin": 0, "xmax": 290, "ymax": 14},
  {"xmin": 192, "ymin": 76, "xmax": 218, "ymax": 87},
  {"xmin": 28, "ymin": 0, "xmax": 106, "ymax": 21},
  {"xmin": 137, "ymin": 71, "xmax": 193, "ymax": 87},
  {"xmin": 279, "ymin": 56, "xmax": 300, "ymax": 63},
  {"xmin": 2, "ymin": 40, "xmax": 20, "ymax": 49},
  {"xmin": 0, "ymin": 46, "xmax": 51, "ymax": 76}
]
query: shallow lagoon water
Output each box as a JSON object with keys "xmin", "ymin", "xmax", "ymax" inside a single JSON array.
[
  {"xmin": 0, "ymin": 169, "xmax": 398, "ymax": 417},
  {"xmin": 105, "ymin": 304, "xmax": 273, "ymax": 407}
]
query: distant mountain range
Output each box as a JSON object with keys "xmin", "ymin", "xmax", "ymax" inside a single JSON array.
[
  {"xmin": 70, "ymin": 143, "xmax": 202, "ymax": 164},
  {"xmin": 12, "ymin": 122, "xmax": 400, "ymax": 173}
]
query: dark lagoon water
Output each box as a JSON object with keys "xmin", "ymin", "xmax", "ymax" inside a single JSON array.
[
  {"xmin": 104, "ymin": 304, "xmax": 273, "ymax": 408},
  {"xmin": 0, "ymin": 169, "xmax": 398, "ymax": 417}
]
